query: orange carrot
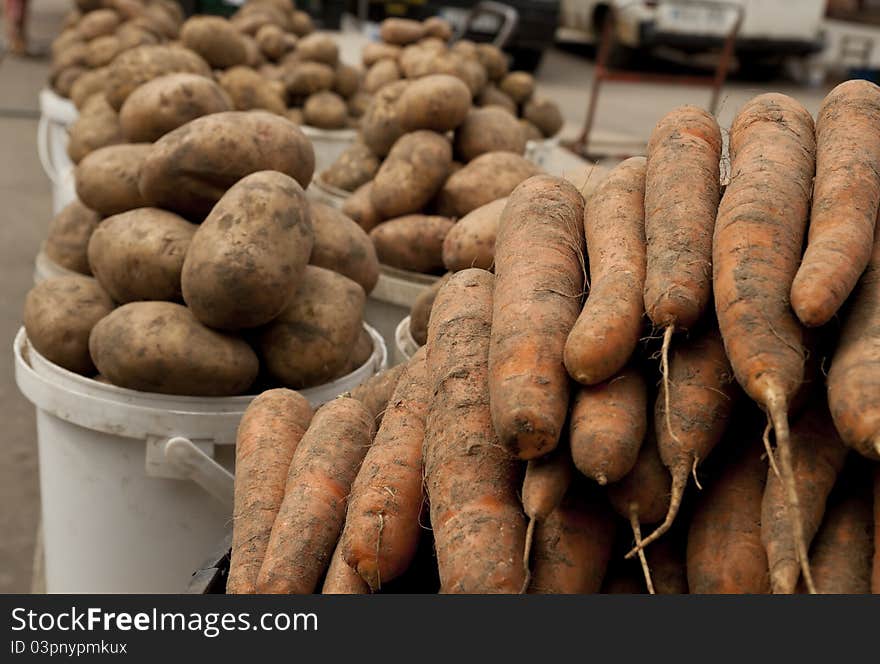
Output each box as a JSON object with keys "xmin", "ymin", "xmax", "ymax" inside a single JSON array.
[
  {"xmin": 227, "ymin": 389, "xmax": 312, "ymax": 594},
  {"xmin": 791, "ymin": 79, "xmax": 880, "ymax": 327},
  {"xmin": 425, "ymin": 268, "xmax": 527, "ymax": 593},
  {"xmin": 322, "ymin": 540, "xmax": 370, "ymax": 594},
  {"xmin": 256, "ymin": 397, "xmax": 375, "ymax": 594},
  {"xmin": 489, "ymin": 175, "xmax": 586, "ymax": 460}
]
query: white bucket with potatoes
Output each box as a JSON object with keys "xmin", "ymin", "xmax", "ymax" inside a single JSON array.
[
  {"xmin": 394, "ymin": 315, "xmax": 420, "ymax": 365},
  {"xmin": 300, "ymin": 126, "xmax": 357, "ymax": 183},
  {"xmin": 38, "ymin": 89, "xmax": 78, "ymax": 215}
]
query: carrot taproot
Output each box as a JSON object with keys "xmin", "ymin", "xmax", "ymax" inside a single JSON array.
[
  {"xmin": 227, "ymin": 388, "xmax": 312, "ymax": 594},
  {"xmin": 713, "ymin": 92, "xmax": 816, "ymax": 592},
  {"xmin": 564, "ymin": 156, "xmax": 646, "ymax": 386},
  {"xmin": 827, "ymin": 223, "xmax": 880, "ymax": 460},
  {"xmin": 349, "ymin": 363, "xmax": 406, "ymax": 427},
  {"xmin": 761, "ymin": 402, "xmax": 848, "ymax": 594},
  {"xmin": 872, "ymin": 467, "xmax": 880, "ymax": 593},
  {"xmin": 791, "ymin": 79, "xmax": 880, "ymax": 327},
  {"xmin": 322, "ymin": 540, "xmax": 370, "ymax": 594},
  {"xmin": 256, "ymin": 397, "xmax": 375, "ymax": 594},
  {"xmin": 425, "ymin": 268, "xmax": 527, "ymax": 593},
  {"xmin": 489, "ymin": 175, "xmax": 586, "ymax": 460},
  {"xmin": 569, "ymin": 367, "xmax": 647, "ymax": 486},
  {"xmin": 340, "ymin": 347, "xmax": 429, "ymax": 590}
]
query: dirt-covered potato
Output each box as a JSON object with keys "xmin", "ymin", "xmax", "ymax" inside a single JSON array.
[
  {"xmin": 295, "ymin": 32, "xmax": 338, "ymax": 65},
  {"xmin": 75, "ymin": 143, "xmax": 151, "ymax": 215},
  {"xmin": 116, "ymin": 21, "xmax": 160, "ymax": 51},
  {"xmin": 139, "ymin": 111, "xmax": 314, "ymax": 218},
  {"xmin": 52, "ymin": 66, "xmax": 85, "ymax": 97},
  {"xmin": 283, "ymin": 60, "xmax": 335, "ymax": 97},
  {"xmin": 182, "ymin": 170, "xmax": 313, "ymax": 329},
  {"xmin": 360, "ymin": 79, "xmax": 408, "ymax": 157},
  {"xmin": 343, "ymin": 181, "xmax": 382, "ymax": 231},
  {"xmin": 130, "ymin": 9, "xmax": 179, "ymax": 41},
  {"xmin": 70, "ymin": 66, "xmax": 111, "ymax": 108},
  {"xmin": 422, "ymin": 16, "xmax": 452, "ymax": 41},
  {"xmin": 454, "ymin": 106, "xmax": 526, "ymax": 161},
  {"xmin": 476, "ymin": 83, "xmax": 516, "ymax": 115},
  {"xmin": 105, "ymin": 45, "xmax": 211, "ymax": 109},
  {"xmin": 519, "ymin": 118, "xmax": 544, "ymax": 142},
  {"xmin": 333, "ymin": 62, "xmax": 362, "ymax": 98},
  {"xmin": 320, "ymin": 141, "xmax": 379, "ymax": 192},
  {"xmin": 397, "ymin": 74, "xmax": 471, "ymax": 132},
  {"xmin": 379, "ymin": 18, "xmax": 425, "ymax": 45},
  {"xmin": 303, "ymin": 90, "xmax": 347, "ymax": 129},
  {"xmin": 85, "ymin": 35, "xmax": 121, "ymax": 68},
  {"xmin": 24, "ymin": 275, "xmax": 114, "ymax": 375},
  {"xmin": 290, "ymin": 9, "xmax": 314, "ymax": 36},
  {"xmin": 451, "ymin": 39, "xmax": 478, "ymax": 59},
  {"xmin": 362, "ymin": 41, "xmax": 400, "ymax": 67},
  {"xmin": 347, "ymin": 91, "xmax": 371, "ymax": 118},
  {"xmin": 120, "ymin": 73, "xmax": 233, "ymax": 143},
  {"xmin": 240, "ymin": 33, "xmax": 265, "ymax": 67},
  {"xmin": 180, "ymin": 16, "xmax": 247, "ymax": 69},
  {"xmin": 499, "ymin": 70, "xmax": 535, "ymax": 104},
  {"xmin": 342, "ymin": 327, "xmax": 374, "ymax": 374},
  {"xmin": 441, "ymin": 151, "xmax": 540, "ymax": 216},
  {"xmin": 409, "ymin": 273, "xmax": 449, "ymax": 345},
  {"xmin": 67, "ymin": 94, "xmax": 123, "ymax": 163},
  {"xmin": 363, "ymin": 58, "xmax": 400, "ymax": 94},
  {"xmin": 476, "ymin": 44, "xmax": 508, "ymax": 81},
  {"xmin": 78, "ymin": 8, "xmax": 120, "ymax": 40},
  {"xmin": 52, "ymin": 41, "xmax": 88, "ymax": 71},
  {"xmin": 523, "ymin": 96, "xmax": 564, "ymax": 137},
  {"xmin": 87, "ymin": 208, "xmax": 196, "ymax": 303},
  {"xmin": 255, "ymin": 23, "xmax": 295, "ymax": 61},
  {"xmin": 258, "ymin": 266, "xmax": 365, "ymax": 388},
  {"xmin": 370, "ymin": 215, "xmax": 454, "ymax": 273},
  {"xmin": 44, "ymin": 200, "xmax": 101, "ymax": 275},
  {"xmin": 285, "ymin": 107, "xmax": 304, "ymax": 124},
  {"xmin": 89, "ymin": 302, "xmax": 258, "ymax": 395},
  {"xmin": 460, "ymin": 58, "xmax": 488, "ymax": 97},
  {"xmin": 218, "ymin": 66, "xmax": 285, "ymax": 114},
  {"xmin": 442, "ymin": 197, "xmax": 506, "ymax": 271},
  {"xmin": 51, "ymin": 28, "xmax": 83, "ymax": 58},
  {"xmin": 371, "ymin": 130, "xmax": 452, "ymax": 219},
  {"xmin": 309, "ymin": 201, "xmax": 379, "ymax": 293},
  {"xmin": 231, "ymin": 5, "xmax": 284, "ymax": 35}
]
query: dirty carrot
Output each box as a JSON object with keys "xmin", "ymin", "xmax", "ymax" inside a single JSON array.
[
  {"xmin": 322, "ymin": 540, "xmax": 370, "ymax": 594},
  {"xmin": 349, "ymin": 363, "xmax": 406, "ymax": 428}
]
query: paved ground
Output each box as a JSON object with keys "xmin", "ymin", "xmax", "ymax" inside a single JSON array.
[{"xmin": 0, "ymin": 3, "xmax": 833, "ymax": 593}]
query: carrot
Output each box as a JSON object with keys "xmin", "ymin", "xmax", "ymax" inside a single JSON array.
[
  {"xmin": 425, "ymin": 268, "xmax": 527, "ymax": 593},
  {"xmin": 713, "ymin": 93, "xmax": 816, "ymax": 592},
  {"xmin": 489, "ymin": 175, "xmax": 586, "ymax": 460},
  {"xmin": 872, "ymin": 467, "xmax": 880, "ymax": 593},
  {"xmin": 227, "ymin": 389, "xmax": 312, "ymax": 594},
  {"xmin": 791, "ymin": 80, "xmax": 880, "ymax": 327},
  {"xmin": 349, "ymin": 363, "xmax": 406, "ymax": 427},
  {"xmin": 569, "ymin": 366, "xmax": 647, "ymax": 485},
  {"xmin": 646, "ymin": 534, "xmax": 688, "ymax": 594},
  {"xmin": 527, "ymin": 483, "xmax": 615, "ymax": 594},
  {"xmin": 564, "ymin": 156, "xmax": 646, "ymax": 386},
  {"xmin": 256, "ymin": 397, "xmax": 375, "ymax": 594},
  {"xmin": 322, "ymin": 540, "xmax": 370, "ymax": 594},
  {"xmin": 761, "ymin": 403, "xmax": 848, "ymax": 594},
  {"xmin": 827, "ymin": 223, "xmax": 880, "ymax": 460},
  {"xmin": 687, "ymin": 438, "xmax": 770, "ymax": 594},
  {"xmin": 627, "ymin": 323, "xmax": 737, "ymax": 556},
  {"xmin": 340, "ymin": 347, "xmax": 429, "ymax": 590}
]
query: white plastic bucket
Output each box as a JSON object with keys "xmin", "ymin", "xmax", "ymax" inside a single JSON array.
[
  {"xmin": 307, "ymin": 176, "xmax": 350, "ymax": 210},
  {"xmin": 13, "ymin": 324, "xmax": 386, "ymax": 593},
  {"xmin": 38, "ymin": 89, "xmax": 78, "ymax": 214},
  {"xmin": 300, "ymin": 125, "xmax": 357, "ymax": 182},
  {"xmin": 525, "ymin": 137, "xmax": 560, "ymax": 169},
  {"xmin": 366, "ymin": 265, "xmax": 437, "ymax": 365},
  {"xmin": 34, "ymin": 245, "xmax": 80, "ymax": 284},
  {"xmin": 394, "ymin": 315, "xmax": 419, "ymax": 365}
]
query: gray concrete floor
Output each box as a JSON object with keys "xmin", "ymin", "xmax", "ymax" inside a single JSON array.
[{"xmin": 0, "ymin": 3, "xmax": 833, "ymax": 593}]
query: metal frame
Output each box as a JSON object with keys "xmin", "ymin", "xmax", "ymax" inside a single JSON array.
[{"xmin": 453, "ymin": 1, "xmax": 520, "ymax": 49}]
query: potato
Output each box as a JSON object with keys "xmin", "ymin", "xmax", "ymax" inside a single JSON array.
[
  {"xmin": 369, "ymin": 215, "xmax": 454, "ymax": 273},
  {"xmin": 85, "ymin": 35, "xmax": 122, "ymax": 68},
  {"xmin": 342, "ymin": 327, "xmax": 374, "ymax": 374},
  {"xmin": 52, "ymin": 66, "xmax": 86, "ymax": 97},
  {"xmin": 231, "ymin": 6, "xmax": 286, "ymax": 35},
  {"xmin": 333, "ymin": 62, "xmax": 362, "ymax": 98},
  {"xmin": 130, "ymin": 9, "xmax": 179, "ymax": 41},
  {"xmin": 52, "ymin": 41, "xmax": 88, "ymax": 70},
  {"xmin": 180, "ymin": 16, "xmax": 247, "ymax": 69},
  {"xmin": 422, "ymin": 16, "xmax": 452, "ymax": 41},
  {"xmin": 309, "ymin": 201, "xmax": 379, "ymax": 293},
  {"xmin": 476, "ymin": 43, "xmax": 508, "ymax": 81},
  {"xmin": 64, "ymin": 9, "xmax": 81, "ymax": 29},
  {"xmin": 362, "ymin": 41, "xmax": 400, "ymax": 67},
  {"xmin": 139, "ymin": 111, "xmax": 314, "ymax": 218},
  {"xmin": 451, "ymin": 39, "xmax": 478, "ymax": 59},
  {"xmin": 75, "ymin": 143, "xmax": 151, "ymax": 215},
  {"xmin": 499, "ymin": 70, "xmax": 535, "ymax": 104},
  {"xmin": 320, "ymin": 141, "xmax": 379, "ymax": 192},
  {"xmin": 44, "ymin": 200, "xmax": 101, "ymax": 275},
  {"xmin": 78, "ymin": 8, "xmax": 120, "ymax": 40},
  {"xmin": 303, "ymin": 91, "xmax": 347, "ymax": 129},
  {"xmin": 105, "ymin": 45, "xmax": 211, "ymax": 109},
  {"xmin": 371, "ymin": 130, "xmax": 452, "ymax": 219},
  {"xmin": 24, "ymin": 276, "xmax": 114, "ymax": 375},
  {"xmin": 286, "ymin": 107, "xmax": 304, "ymax": 124},
  {"xmin": 258, "ymin": 266, "xmax": 365, "ymax": 388},
  {"xmin": 89, "ymin": 302, "xmax": 258, "ymax": 395},
  {"xmin": 116, "ymin": 21, "xmax": 160, "ymax": 51},
  {"xmin": 360, "ymin": 79, "xmax": 408, "ymax": 157},
  {"xmin": 120, "ymin": 73, "xmax": 232, "ymax": 143},
  {"xmin": 380, "ymin": 18, "xmax": 425, "ymax": 46},
  {"xmin": 363, "ymin": 58, "xmax": 400, "ymax": 94},
  {"xmin": 343, "ymin": 181, "xmax": 382, "ymax": 232},
  {"xmin": 295, "ymin": 32, "xmax": 338, "ymax": 65},
  {"xmin": 460, "ymin": 58, "xmax": 488, "ymax": 96},
  {"xmin": 70, "ymin": 66, "xmax": 111, "ymax": 109},
  {"xmin": 218, "ymin": 66, "xmax": 286, "ymax": 114},
  {"xmin": 347, "ymin": 91, "xmax": 371, "ymax": 118},
  {"xmin": 442, "ymin": 197, "xmax": 506, "ymax": 272},
  {"xmin": 519, "ymin": 118, "xmax": 544, "ymax": 143},
  {"xmin": 409, "ymin": 273, "xmax": 449, "ymax": 345},
  {"xmin": 67, "ymin": 94, "xmax": 123, "ymax": 163},
  {"xmin": 441, "ymin": 151, "xmax": 540, "ymax": 216},
  {"xmin": 454, "ymin": 106, "xmax": 526, "ymax": 162},
  {"xmin": 290, "ymin": 10, "xmax": 314, "ymax": 37},
  {"xmin": 283, "ymin": 60, "xmax": 335, "ymax": 97},
  {"xmin": 255, "ymin": 23, "xmax": 295, "ymax": 61},
  {"xmin": 397, "ymin": 74, "xmax": 471, "ymax": 132},
  {"xmin": 52, "ymin": 29, "xmax": 83, "ymax": 58},
  {"xmin": 523, "ymin": 96, "xmax": 564, "ymax": 137},
  {"xmin": 477, "ymin": 83, "xmax": 516, "ymax": 115},
  {"xmin": 181, "ymin": 171, "xmax": 313, "ymax": 329},
  {"xmin": 87, "ymin": 208, "xmax": 196, "ymax": 303}
]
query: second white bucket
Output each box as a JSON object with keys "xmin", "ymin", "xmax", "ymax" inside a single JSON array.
[
  {"xmin": 394, "ymin": 315, "xmax": 420, "ymax": 365},
  {"xmin": 300, "ymin": 125, "xmax": 357, "ymax": 183},
  {"xmin": 38, "ymin": 88, "xmax": 78, "ymax": 215},
  {"xmin": 366, "ymin": 265, "xmax": 437, "ymax": 365}
]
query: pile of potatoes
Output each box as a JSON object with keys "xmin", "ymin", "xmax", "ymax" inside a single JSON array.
[{"xmin": 27, "ymin": 108, "xmax": 382, "ymax": 397}]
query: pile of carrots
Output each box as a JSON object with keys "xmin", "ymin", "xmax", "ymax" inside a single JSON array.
[{"xmin": 228, "ymin": 80, "xmax": 880, "ymax": 594}]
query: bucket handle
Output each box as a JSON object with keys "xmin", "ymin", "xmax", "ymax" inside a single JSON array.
[
  {"xmin": 161, "ymin": 437, "xmax": 234, "ymax": 510},
  {"xmin": 37, "ymin": 115, "xmax": 62, "ymax": 185}
]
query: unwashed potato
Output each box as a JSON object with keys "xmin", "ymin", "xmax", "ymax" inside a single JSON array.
[
  {"xmin": 258, "ymin": 266, "xmax": 365, "ymax": 388},
  {"xmin": 85, "ymin": 35, "xmax": 122, "ymax": 68},
  {"xmin": 75, "ymin": 143, "xmax": 151, "ymax": 216},
  {"xmin": 409, "ymin": 273, "xmax": 449, "ymax": 346},
  {"xmin": 360, "ymin": 79, "xmax": 408, "ymax": 157},
  {"xmin": 120, "ymin": 73, "xmax": 233, "ymax": 143},
  {"xmin": 477, "ymin": 83, "xmax": 516, "ymax": 115},
  {"xmin": 422, "ymin": 16, "xmax": 452, "ymax": 41},
  {"xmin": 77, "ymin": 8, "xmax": 120, "ymax": 40},
  {"xmin": 342, "ymin": 327, "xmax": 373, "ymax": 374},
  {"xmin": 320, "ymin": 141, "xmax": 379, "ymax": 192},
  {"xmin": 333, "ymin": 62, "xmax": 362, "ymax": 98},
  {"xmin": 451, "ymin": 39, "xmax": 478, "ymax": 59},
  {"xmin": 241, "ymin": 33, "xmax": 265, "ymax": 67},
  {"xmin": 379, "ymin": 18, "xmax": 425, "ymax": 46},
  {"xmin": 454, "ymin": 106, "xmax": 526, "ymax": 162},
  {"xmin": 67, "ymin": 94, "xmax": 123, "ymax": 163},
  {"xmin": 296, "ymin": 32, "xmax": 338, "ymax": 65},
  {"xmin": 371, "ymin": 130, "xmax": 452, "ymax": 219},
  {"xmin": 459, "ymin": 58, "xmax": 488, "ymax": 97},
  {"xmin": 116, "ymin": 21, "xmax": 160, "ymax": 51},
  {"xmin": 303, "ymin": 91, "xmax": 347, "ymax": 129},
  {"xmin": 347, "ymin": 91, "xmax": 371, "ymax": 118},
  {"xmin": 105, "ymin": 45, "xmax": 211, "ymax": 109},
  {"xmin": 70, "ymin": 66, "xmax": 111, "ymax": 109},
  {"xmin": 255, "ymin": 23, "xmax": 295, "ymax": 61},
  {"xmin": 139, "ymin": 111, "xmax": 314, "ymax": 218},
  {"xmin": 182, "ymin": 170, "xmax": 314, "ymax": 330},
  {"xmin": 362, "ymin": 41, "xmax": 400, "ymax": 67},
  {"xmin": 52, "ymin": 41, "xmax": 88, "ymax": 71},
  {"xmin": 180, "ymin": 16, "xmax": 248, "ymax": 69},
  {"xmin": 283, "ymin": 60, "xmax": 335, "ymax": 97},
  {"xmin": 397, "ymin": 74, "xmax": 471, "ymax": 132},
  {"xmin": 442, "ymin": 197, "xmax": 507, "ymax": 272},
  {"xmin": 290, "ymin": 9, "xmax": 314, "ymax": 36},
  {"xmin": 44, "ymin": 200, "xmax": 101, "ymax": 275},
  {"xmin": 523, "ymin": 96, "xmax": 564, "ymax": 137},
  {"xmin": 441, "ymin": 151, "xmax": 541, "ymax": 216},
  {"xmin": 499, "ymin": 70, "xmax": 535, "ymax": 104},
  {"xmin": 89, "ymin": 302, "xmax": 259, "ymax": 396},
  {"xmin": 343, "ymin": 181, "xmax": 381, "ymax": 232},
  {"xmin": 24, "ymin": 275, "xmax": 114, "ymax": 375},
  {"xmin": 51, "ymin": 28, "xmax": 83, "ymax": 58},
  {"xmin": 369, "ymin": 215, "xmax": 454, "ymax": 273},
  {"xmin": 286, "ymin": 107, "xmax": 304, "ymax": 124},
  {"xmin": 363, "ymin": 58, "xmax": 400, "ymax": 94},
  {"xmin": 87, "ymin": 208, "xmax": 196, "ymax": 303},
  {"xmin": 309, "ymin": 201, "xmax": 379, "ymax": 293},
  {"xmin": 519, "ymin": 118, "xmax": 544, "ymax": 142},
  {"xmin": 476, "ymin": 43, "xmax": 508, "ymax": 82},
  {"xmin": 218, "ymin": 66, "xmax": 286, "ymax": 114},
  {"xmin": 52, "ymin": 66, "xmax": 86, "ymax": 97}
]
